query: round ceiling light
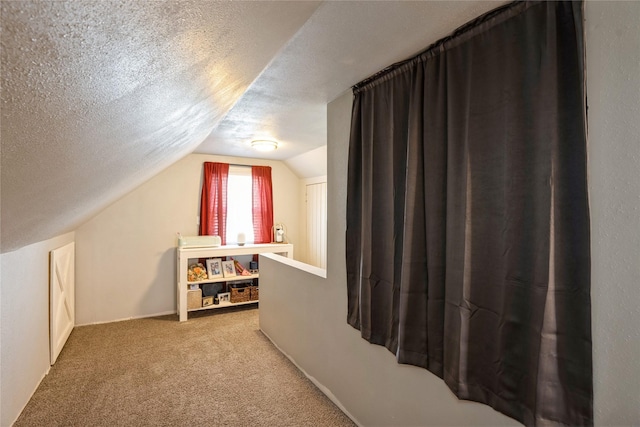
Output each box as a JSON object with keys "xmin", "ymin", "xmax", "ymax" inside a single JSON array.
[{"xmin": 251, "ymin": 140, "xmax": 278, "ymax": 152}]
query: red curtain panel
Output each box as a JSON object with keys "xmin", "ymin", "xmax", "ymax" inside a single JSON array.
[
  {"xmin": 199, "ymin": 162, "xmax": 229, "ymax": 244},
  {"xmin": 251, "ymin": 166, "xmax": 274, "ymax": 243}
]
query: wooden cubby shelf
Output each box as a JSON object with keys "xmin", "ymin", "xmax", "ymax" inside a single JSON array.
[{"xmin": 176, "ymin": 243, "xmax": 293, "ymax": 321}]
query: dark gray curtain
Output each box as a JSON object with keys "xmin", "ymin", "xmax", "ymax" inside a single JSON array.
[{"xmin": 345, "ymin": 2, "xmax": 591, "ymax": 426}]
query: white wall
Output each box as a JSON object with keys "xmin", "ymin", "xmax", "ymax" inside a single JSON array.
[
  {"xmin": 586, "ymin": 1, "xmax": 640, "ymax": 425},
  {"xmin": 0, "ymin": 232, "xmax": 75, "ymax": 427},
  {"xmin": 284, "ymin": 145, "xmax": 327, "ymax": 180},
  {"xmin": 74, "ymin": 153, "xmax": 300, "ymax": 325},
  {"xmin": 260, "ymin": 3, "xmax": 640, "ymax": 426}
]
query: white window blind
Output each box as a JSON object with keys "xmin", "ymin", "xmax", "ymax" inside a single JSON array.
[{"xmin": 226, "ymin": 165, "xmax": 255, "ymax": 244}]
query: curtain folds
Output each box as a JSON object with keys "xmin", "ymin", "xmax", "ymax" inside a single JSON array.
[
  {"xmin": 199, "ymin": 162, "xmax": 229, "ymax": 244},
  {"xmin": 346, "ymin": 2, "xmax": 592, "ymax": 426},
  {"xmin": 251, "ymin": 166, "xmax": 274, "ymax": 243}
]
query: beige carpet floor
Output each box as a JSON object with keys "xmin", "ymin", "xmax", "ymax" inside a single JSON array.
[{"xmin": 14, "ymin": 307, "xmax": 355, "ymax": 427}]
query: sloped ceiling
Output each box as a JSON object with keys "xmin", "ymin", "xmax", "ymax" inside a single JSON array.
[{"xmin": 1, "ymin": 1, "xmax": 501, "ymax": 253}]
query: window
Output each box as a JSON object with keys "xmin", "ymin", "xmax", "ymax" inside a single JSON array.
[
  {"xmin": 225, "ymin": 165, "xmax": 255, "ymax": 244},
  {"xmin": 199, "ymin": 162, "xmax": 274, "ymax": 245}
]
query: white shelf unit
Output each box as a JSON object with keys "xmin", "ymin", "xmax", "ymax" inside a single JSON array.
[{"xmin": 176, "ymin": 243, "xmax": 293, "ymax": 321}]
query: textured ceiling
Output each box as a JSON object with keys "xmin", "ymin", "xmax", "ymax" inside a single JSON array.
[
  {"xmin": 1, "ymin": 0, "xmax": 501, "ymax": 253},
  {"xmin": 0, "ymin": 0, "xmax": 321, "ymax": 253}
]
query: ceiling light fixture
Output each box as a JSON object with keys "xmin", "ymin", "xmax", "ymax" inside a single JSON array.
[{"xmin": 250, "ymin": 140, "xmax": 278, "ymax": 152}]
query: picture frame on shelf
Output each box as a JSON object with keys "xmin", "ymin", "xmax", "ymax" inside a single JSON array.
[
  {"xmin": 206, "ymin": 258, "xmax": 223, "ymax": 279},
  {"xmin": 218, "ymin": 292, "xmax": 230, "ymax": 303},
  {"xmin": 222, "ymin": 260, "xmax": 236, "ymax": 278}
]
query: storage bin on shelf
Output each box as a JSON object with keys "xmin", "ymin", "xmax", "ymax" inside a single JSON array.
[
  {"xmin": 249, "ymin": 285, "xmax": 259, "ymax": 301},
  {"xmin": 229, "ymin": 282, "xmax": 251, "ymax": 303},
  {"xmin": 187, "ymin": 289, "xmax": 202, "ymax": 310}
]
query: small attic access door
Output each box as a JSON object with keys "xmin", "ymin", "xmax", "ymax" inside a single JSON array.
[{"xmin": 50, "ymin": 242, "xmax": 75, "ymax": 364}]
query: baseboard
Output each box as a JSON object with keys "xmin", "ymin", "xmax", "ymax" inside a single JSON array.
[
  {"xmin": 74, "ymin": 310, "xmax": 177, "ymax": 327},
  {"xmin": 260, "ymin": 328, "xmax": 362, "ymax": 427}
]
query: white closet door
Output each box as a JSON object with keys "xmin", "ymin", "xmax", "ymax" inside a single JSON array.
[
  {"xmin": 305, "ymin": 182, "xmax": 327, "ymax": 269},
  {"xmin": 50, "ymin": 242, "xmax": 75, "ymax": 364}
]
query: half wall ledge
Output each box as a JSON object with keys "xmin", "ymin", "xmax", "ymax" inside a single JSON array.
[{"xmin": 260, "ymin": 252, "xmax": 327, "ymax": 279}]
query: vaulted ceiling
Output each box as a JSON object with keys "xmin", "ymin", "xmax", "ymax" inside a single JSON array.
[{"xmin": 1, "ymin": 1, "xmax": 501, "ymax": 253}]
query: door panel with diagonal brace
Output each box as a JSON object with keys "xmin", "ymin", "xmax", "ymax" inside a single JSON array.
[{"xmin": 50, "ymin": 242, "xmax": 75, "ymax": 364}]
